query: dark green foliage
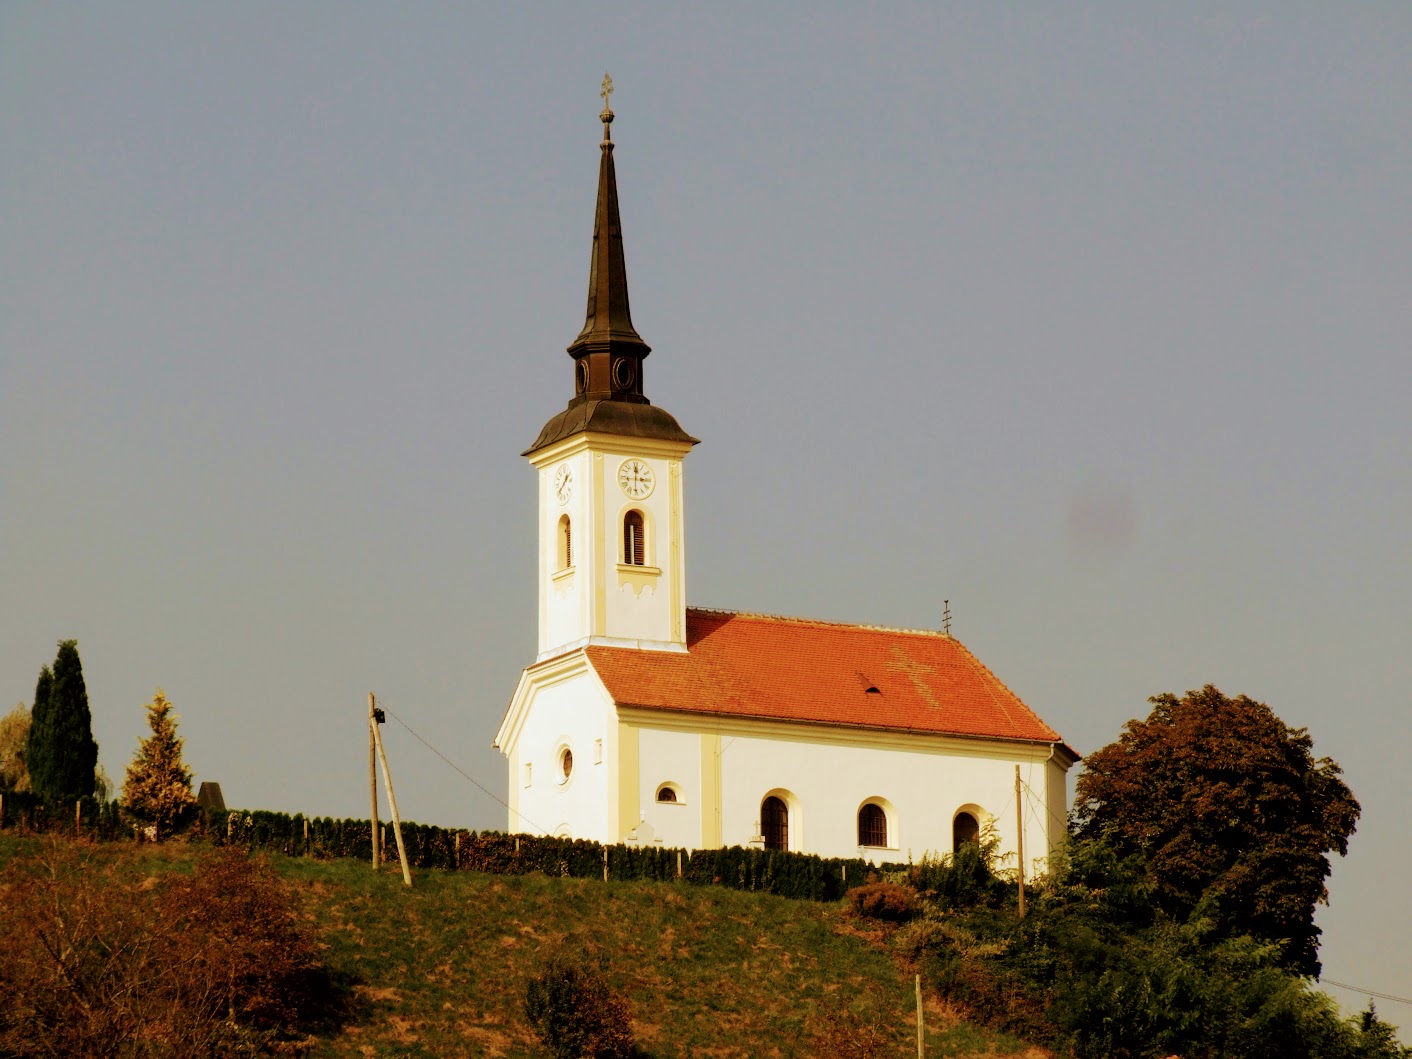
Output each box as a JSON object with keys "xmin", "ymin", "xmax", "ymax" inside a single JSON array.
[
  {"xmin": 184, "ymin": 807, "xmax": 865, "ymax": 902},
  {"xmin": 906, "ymin": 834, "xmax": 1409, "ymax": 1059},
  {"xmin": 525, "ymin": 948, "xmax": 636, "ymax": 1059},
  {"xmin": 914, "ymin": 835, "xmax": 1008, "ymax": 911},
  {"xmin": 25, "ymin": 642, "xmax": 98, "ymax": 802},
  {"xmin": 0, "ymin": 791, "xmax": 122, "ymax": 837},
  {"xmin": 1072, "ymin": 684, "xmax": 1359, "ymax": 976},
  {"xmin": 846, "ymin": 881, "xmax": 918, "ymax": 922}
]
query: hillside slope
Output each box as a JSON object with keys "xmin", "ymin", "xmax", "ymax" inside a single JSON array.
[{"xmin": 0, "ymin": 836, "xmax": 1039, "ymax": 1059}]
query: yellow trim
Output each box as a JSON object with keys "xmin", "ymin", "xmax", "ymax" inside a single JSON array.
[
  {"xmin": 699, "ymin": 731, "xmax": 722, "ymax": 847},
  {"xmin": 620, "ymin": 707, "xmax": 1062, "ymax": 764},
  {"xmin": 616, "ymin": 718, "xmax": 640, "ymax": 841},
  {"xmin": 592, "ymin": 452, "xmax": 607, "ymax": 637},
  {"xmin": 670, "ymin": 460, "xmax": 684, "ymax": 643}
]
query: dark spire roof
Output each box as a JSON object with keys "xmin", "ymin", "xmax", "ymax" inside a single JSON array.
[
  {"xmin": 566, "ymin": 88, "xmax": 649, "ymax": 361},
  {"xmin": 526, "ymin": 77, "xmax": 697, "ymax": 457}
]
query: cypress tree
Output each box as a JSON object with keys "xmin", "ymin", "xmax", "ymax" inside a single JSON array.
[
  {"xmin": 24, "ymin": 666, "xmax": 53, "ymax": 794},
  {"xmin": 26, "ymin": 641, "xmax": 98, "ymax": 801}
]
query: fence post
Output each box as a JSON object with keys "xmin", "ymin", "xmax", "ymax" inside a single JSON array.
[
  {"xmin": 677, "ymin": 849, "xmax": 682, "ymax": 878},
  {"xmin": 454, "ymin": 831, "xmax": 461, "ymax": 869},
  {"xmin": 75, "ymin": 800, "xmax": 81, "ymax": 838},
  {"xmin": 916, "ymin": 973, "xmax": 925, "ymax": 1058},
  {"xmin": 303, "ymin": 817, "xmax": 310, "ymax": 854},
  {"xmin": 603, "ymin": 846, "xmax": 608, "ymax": 883},
  {"xmin": 0, "ymin": 792, "xmax": 4, "ymax": 829}
]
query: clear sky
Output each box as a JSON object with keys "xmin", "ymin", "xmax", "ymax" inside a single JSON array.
[{"xmin": 3, "ymin": 1, "xmax": 1409, "ymax": 1030}]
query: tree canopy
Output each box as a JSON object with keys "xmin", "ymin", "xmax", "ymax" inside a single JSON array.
[
  {"xmin": 1071, "ymin": 684, "xmax": 1359, "ymax": 976},
  {"xmin": 25, "ymin": 641, "xmax": 99, "ymax": 801},
  {"xmin": 0, "ymin": 704, "xmax": 31, "ymax": 792},
  {"xmin": 122, "ymin": 689, "xmax": 197, "ymax": 834}
]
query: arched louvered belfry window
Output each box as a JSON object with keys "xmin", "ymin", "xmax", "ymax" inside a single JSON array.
[
  {"xmin": 761, "ymin": 795, "xmax": 789, "ymax": 851},
  {"xmin": 857, "ymin": 803, "xmax": 888, "ymax": 848},
  {"xmin": 623, "ymin": 510, "xmax": 645, "ymax": 566},
  {"xmin": 953, "ymin": 811, "xmax": 980, "ymax": 853},
  {"xmin": 557, "ymin": 515, "xmax": 572, "ymax": 569}
]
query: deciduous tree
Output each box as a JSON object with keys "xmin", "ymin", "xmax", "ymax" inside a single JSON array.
[
  {"xmin": 122, "ymin": 689, "xmax": 197, "ymax": 834},
  {"xmin": 25, "ymin": 641, "xmax": 99, "ymax": 801},
  {"xmin": 1071, "ymin": 684, "xmax": 1359, "ymax": 976},
  {"xmin": 0, "ymin": 704, "xmax": 31, "ymax": 792}
]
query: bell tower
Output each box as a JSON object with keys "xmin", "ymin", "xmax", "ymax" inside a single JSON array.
[{"xmin": 525, "ymin": 77, "xmax": 698, "ymax": 662}]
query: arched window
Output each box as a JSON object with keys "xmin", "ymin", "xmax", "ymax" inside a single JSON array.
[
  {"xmin": 857, "ymin": 803, "xmax": 888, "ymax": 847},
  {"xmin": 623, "ymin": 510, "xmax": 645, "ymax": 566},
  {"xmin": 656, "ymin": 785, "xmax": 678, "ymax": 803},
  {"xmin": 761, "ymin": 795, "xmax": 789, "ymax": 851},
  {"xmin": 557, "ymin": 515, "xmax": 572, "ymax": 569},
  {"xmin": 953, "ymin": 811, "xmax": 980, "ymax": 852}
]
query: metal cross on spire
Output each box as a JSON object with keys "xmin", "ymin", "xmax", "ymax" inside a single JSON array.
[{"xmin": 599, "ymin": 72, "xmax": 615, "ymax": 139}]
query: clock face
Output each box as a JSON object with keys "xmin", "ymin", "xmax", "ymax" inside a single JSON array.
[
  {"xmin": 553, "ymin": 464, "xmax": 573, "ymax": 504},
  {"xmin": 617, "ymin": 459, "xmax": 655, "ymax": 500}
]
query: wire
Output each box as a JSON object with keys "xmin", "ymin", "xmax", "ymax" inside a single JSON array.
[
  {"xmin": 374, "ymin": 697, "xmax": 549, "ymax": 835},
  {"xmin": 1320, "ymin": 979, "xmax": 1412, "ymax": 1007}
]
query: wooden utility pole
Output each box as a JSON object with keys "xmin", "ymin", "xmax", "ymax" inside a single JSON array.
[
  {"xmin": 368, "ymin": 692, "xmax": 381, "ymax": 869},
  {"xmin": 1015, "ymin": 765, "xmax": 1026, "ymax": 920},
  {"xmin": 915, "ymin": 973, "xmax": 925, "ymax": 1057},
  {"xmin": 370, "ymin": 698, "xmax": 412, "ymax": 887}
]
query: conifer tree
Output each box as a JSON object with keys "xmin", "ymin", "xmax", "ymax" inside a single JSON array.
[
  {"xmin": 122, "ymin": 689, "xmax": 197, "ymax": 833},
  {"xmin": 25, "ymin": 641, "xmax": 98, "ymax": 801}
]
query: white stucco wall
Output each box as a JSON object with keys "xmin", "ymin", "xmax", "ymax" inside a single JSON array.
[
  {"xmin": 701, "ymin": 722, "xmax": 1067, "ymax": 871},
  {"xmin": 533, "ymin": 437, "xmax": 690, "ymax": 660},
  {"xmin": 635, "ymin": 726, "xmax": 701, "ymax": 849},
  {"xmin": 507, "ymin": 670, "xmax": 614, "ymax": 843}
]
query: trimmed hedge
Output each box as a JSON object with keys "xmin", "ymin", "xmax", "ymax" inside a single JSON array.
[
  {"xmin": 194, "ymin": 806, "xmax": 873, "ymax": 902},
  {"xmin": 0, "ymin": 796, "xmax": 879, "ymax": 903},
  {"xmin": 0, "ymin": 791, "xmax": 124, "ymax": 839}
]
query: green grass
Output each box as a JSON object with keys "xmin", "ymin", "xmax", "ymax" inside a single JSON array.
[{"xmin": 0, "ymin": 835, "xmax": 1043, "ymax": 1058}]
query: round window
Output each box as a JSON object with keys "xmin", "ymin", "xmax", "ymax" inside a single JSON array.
[{"xmin": 560, "ymin": 747, "xmax": 573, "ymax": 781}]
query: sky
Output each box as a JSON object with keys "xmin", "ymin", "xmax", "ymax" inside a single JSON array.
[{"xmin": 3, "ymin": 1, "xmax": 1409, "ymax": 1030}]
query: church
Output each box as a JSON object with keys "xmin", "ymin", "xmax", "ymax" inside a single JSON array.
[{"xmin": 494, "ymin": 88, "xmax": 1077, "ymax": 871}]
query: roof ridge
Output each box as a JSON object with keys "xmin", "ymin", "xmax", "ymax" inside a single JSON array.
[{"xmin": 687, "ymin": 605, "xmax": 951, "ymax": 640}]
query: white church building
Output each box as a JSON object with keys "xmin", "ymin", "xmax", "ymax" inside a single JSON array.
[{"xmin": 495, "ymin": 91, "xmax": 1077, "ymax": 871}]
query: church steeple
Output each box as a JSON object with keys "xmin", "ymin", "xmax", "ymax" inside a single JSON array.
[
  {"xmin": 567, "ymin": 74, "xmax": 651, "ymax": 387},
  {"xmin": 526, "ymin": 75, "xmax": 696, "ymax": 456}
]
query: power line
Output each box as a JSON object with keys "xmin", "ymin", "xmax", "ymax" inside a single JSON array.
[
  {"xmin": 374, "ymin": 697, "xmax": 549, "ymax": 835},
  {"xmin": 1320, "ymin": 979, "xmax": 1412, "ymax": 1007}
]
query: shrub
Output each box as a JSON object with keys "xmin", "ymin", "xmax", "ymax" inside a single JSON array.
[
  {"xmin": 525, "ymin": 948, "xmax": 636, "ymax": 1059},
  {"xmin": 847, "ymin": 881, "xmax": 918, "ymax": 923},
  {"xmin": 915, "ymin": 835, "xmax": 1005, "ymax": 911},
  {"xmin": 810, "ymin": 1003, "xmax": 891, "ymax": 1059},
  {"xmin": 0, "ymin": 839, "xmax": 338, "ymax": 1057}
]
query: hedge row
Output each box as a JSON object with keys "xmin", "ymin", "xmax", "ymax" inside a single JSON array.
[
  {"xmin": 0, "ymin": 796, "xmax": 884, "ymax": 903},
  {"xmin": 195, "ymin": 806, "xmax": 875, "ymax": 902},
  {"xmin": 0, "ymin": 791, "xmax": 125, "ymax": 839}
]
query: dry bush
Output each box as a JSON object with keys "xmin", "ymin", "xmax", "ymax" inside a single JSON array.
[
  {"xmin": 524, "ymin": 947, "xmax": 636, "ymax": 1059},
  {"xmin": 810, "ymin": 1004, "xmax": 892, "ymax": 1059},
  {"xmin": 0, "ymin": 839, "xmax": 338, "ymax": 1058},
  {"xmin": 847, "ymin": 881, "xmax": 919, "ymax": 923}
]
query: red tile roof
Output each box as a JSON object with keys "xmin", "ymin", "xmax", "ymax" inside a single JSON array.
[{"xmin": 586, "ymin": 608, "xmax": 1069, "ymax": 748}]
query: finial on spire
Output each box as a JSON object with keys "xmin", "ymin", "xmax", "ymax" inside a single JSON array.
[{"xmin": 599, "ymin": 72, "xmax": 615, "ymax": 141}]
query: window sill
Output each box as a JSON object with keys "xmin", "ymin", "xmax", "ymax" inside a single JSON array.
[
  {"xmin": 858, "ymin": 845, "xmax": 899, "ymax": 853},
  {"xmin": 616, "ymin": 564, "xmax": 661, "ymax": 576},
  {"xmin": 551, "ymin": 566, "xmax": 575, "ymax": 582}
]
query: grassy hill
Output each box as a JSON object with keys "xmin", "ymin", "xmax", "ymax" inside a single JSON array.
[{"xmin": 0, "ymin": 835, "xmax": 1040, "ymax": 1059}]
